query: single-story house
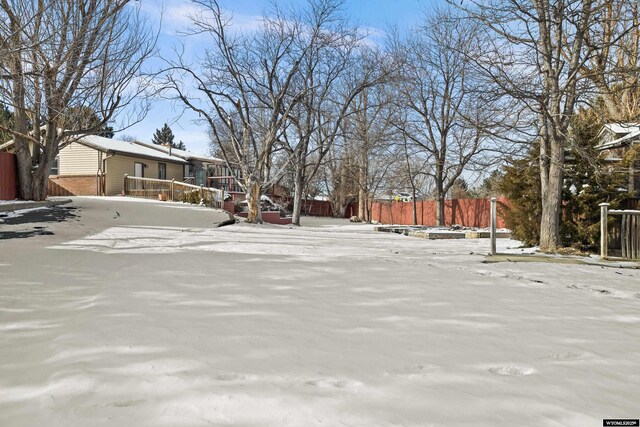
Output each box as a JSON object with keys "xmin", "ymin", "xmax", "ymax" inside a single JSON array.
[
  {"xmin": 596, "ymin": 123, "xmax": 640, "ymax": 198},
  {"xmin": 139, "ymin": 142, "xmax": 244, "ymax": 198},
  {"xmin": 139, "ymin": 143, "xmax": 215, "ymax": 186},
  {"xmin": 0, "ymin": 132, "xmax": 240, "ymax": 197}
]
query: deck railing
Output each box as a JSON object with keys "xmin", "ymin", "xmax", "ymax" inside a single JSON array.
[
  {"xmin": 207, "ymin": 176, "xmax": 244, "ymax": 193},
  {"xmin": 123, "ymin": 175, "xmax": 223, "ymax": 209},
  {"xmin": 600, "ymin": 203, "xmax": 640, "ymax": 260}
]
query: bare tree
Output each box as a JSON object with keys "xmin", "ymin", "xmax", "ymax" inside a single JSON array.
[
  {"xmin": 581, "ymin": 0, "xmax": 640, "ymax": 121},
  {"xmin": 322, "ymin": 123, "xmax": 358, "ymax": 218},
  {"xmin": 319, "ymin": 84, "xmax": 399, "ymax": 221},
  {"xmin": 281, "ymin": 6, "xmax": 385, "ymax": 225},
  {"xmin": 0, "ymin": 0, "xmax": 154, "ymax": 200},
  {"xmin": 163, "ymin": 0, "xmax": 320, "ymax": 223},
  {"xmin": 392, "ymin": 9, "xmax": 509, "ymax": 226},
  {"xmin": 350, "ymin": 86, "xmax": 397, "ymax": 222},
  {"xmin": 455, "ymin": 0, "xmax": 632, "ymax": 250},
  {"xmin": 399, "ymin": 134, "xmax": 432, "ymax": 225}
]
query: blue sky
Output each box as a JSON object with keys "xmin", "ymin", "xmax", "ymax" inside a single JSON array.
[{"xmin": 121, "ymin": 0, "xmax": 434, "ymax": 155}]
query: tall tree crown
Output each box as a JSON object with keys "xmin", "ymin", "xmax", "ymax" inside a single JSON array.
[{"xmin": 151, "ymin": 123, "xmax": 186, "ymax": 149}]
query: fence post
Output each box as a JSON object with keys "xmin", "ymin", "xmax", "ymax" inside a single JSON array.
[
  {"xmin": 171, "ymin": 179, "xmax": 175, "ymax": 201},
  {"xmin": 600, "ymin": 202, "xmax": 609, "ymax": 259},
  {"xmin": 490, "ymin": 197, "xmax": 497, "ymax": 256},
  {"xmin": 200, "ymin": 185, "xmax": 204, "ymax": 203},
  {"xmin": 123, "ymin": 174, "xmax": 128, "ymax": 196}
]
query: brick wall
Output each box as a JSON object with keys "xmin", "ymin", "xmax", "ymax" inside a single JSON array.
[
  {"xmin": 235, "ymin": 211, "xmax": 292, "ymax": 225},
  {"xmin": 0, "ymin": 152, "xmax": 17, "ymax": 200},
  {"xmin": 48, "ymin": 175, "xmax": 98, "ymax": 196}
]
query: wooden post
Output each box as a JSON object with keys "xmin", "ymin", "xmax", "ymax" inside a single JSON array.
[
  {"xmin": 600, "ymin": 203, "xmax": 609, "ymax": 259},
  {"xmin": 123, "ymin": 174, "xmax": 128, "ymax": 196},
  {"xmin": 631, "ymin": 215, "xmax": 636, "ymax": 259},
  {"xmin": 171, "ymin": 179, "xmax": 175, "ymax": 201},
  {"xmin": 200, "ymin": 185, "xmax": 204, "ymax": 203},
  {"xmin": 622, "ymin": 214, "xmax": 628, "ymax": 259},
  {"xmin": 490, "ymin": 197, "xmax": 497, "ymax": 256}
]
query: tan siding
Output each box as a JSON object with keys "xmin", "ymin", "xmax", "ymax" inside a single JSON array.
[
  {"xmin": 58, "ymin": 142, "xmax": 101, "ymax": 176},
  {"xmin": 105, "ymin": 155, "xmax": 132, "ymax": 196},
  {"xmin": 105, "ymin": 154, "xmax": 185, "ymax": 196},
  {"xmin": 167, "ymin": 163, "xmax": 184, "ymax": 181}
]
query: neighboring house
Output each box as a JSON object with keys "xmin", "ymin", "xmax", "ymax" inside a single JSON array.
[
  {"xmin": 51, "ymin": 136, "xmax": 189, "ymax": 196},
  {"xmin": 596, "ymin": 123, "xmax": 640, "ymax": 198},
  {"xmin": 138, "ymin": 143, "xmax": 218, "ymax": 186},
  {"xmin": 0, "ymin": 132, "xmax": 245, "ymax": 197},
  {"xmin": 137, "ymin": 142, "xmax": 243, "ymax": 198},
  {"xmin": 1, "ymin": 134, "xmax": 187, "ymax": 196}
]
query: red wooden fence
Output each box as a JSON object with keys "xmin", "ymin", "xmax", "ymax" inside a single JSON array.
[
  {"xmin": 300, "ymin": 200, "xmax": 358, "ymax": 218},
  {"xmin": 0, "ymin": 152, "xmax": 17, "ymax": 200},
  {"xmin": 371, "ymin": 198, "xmax": 508, "ymax": 228}
]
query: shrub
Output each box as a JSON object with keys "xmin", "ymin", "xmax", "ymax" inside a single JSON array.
[
  {"xmin": 496, "ymin": 107, "xmax": 629, "ymax": 251},
  {"xmin": 180, "ymin": 189, "xmax": 213, "ymax": 206},
  {"xmin": 496, "ymin": 150, "xmax": 541, "ymax": 247}
]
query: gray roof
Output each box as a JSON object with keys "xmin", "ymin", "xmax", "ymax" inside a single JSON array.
[
  {"xmin": 131, "ymin": 141, "xmax": 224, "ymax": 164},
  {"xmin": 79, "ymin": 135, "xmax": 188, "ymax": 163}
]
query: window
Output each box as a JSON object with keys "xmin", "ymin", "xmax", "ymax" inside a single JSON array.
[
  {"xmin": 158, "ymin": 163, "xmax": 167, "ymax": 180},
  {"xmin": 50, "ymin": 157, "xmax": 59, "ymax": 175}
]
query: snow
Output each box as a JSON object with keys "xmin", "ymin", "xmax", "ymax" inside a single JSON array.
[
  {"xmin": 601, "ymin": 122, "xmax": 640, "ymax": 135},
  {"xmin": 81, "ymin": 135, "xmax": 189, "ymax": 163},
  {"xmin": 81, "ymin": 195, "xmax": 221, "ymax": 210},
  {"xmin": 136, "ymin": 141, "xmax": 223, "ymax": 163},
  {"xmin": 1, "ymin": 197, "xmax": 639, "ymax": 426}
]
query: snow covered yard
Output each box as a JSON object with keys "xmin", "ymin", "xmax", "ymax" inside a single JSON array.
[{"xmin": 0, "ymin": 197, "xmax": 639, "ymax": 426}]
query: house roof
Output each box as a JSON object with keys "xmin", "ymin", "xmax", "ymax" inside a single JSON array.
[
  {"xmin": 596, "ymin": 123, "xmax": 640, "ymax": 139},
  {"xmin": 1, "ymin": 132, "xmax": 189, "ymax": 164},
  {"xmin": 79, "ymin": 135, "xmax": 188, "ymax": 163},
  {"xmin": 132, "ymin": 141, "xmax": 224, "ymax": 164},
  {"xmin": 596, "ymin": 128, "xmax": 640, "ymax": 151}
]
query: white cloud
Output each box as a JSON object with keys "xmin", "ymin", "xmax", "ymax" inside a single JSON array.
[{"xmin": 145, "ymin": 0, "xmax": 264, "ymax": 36}]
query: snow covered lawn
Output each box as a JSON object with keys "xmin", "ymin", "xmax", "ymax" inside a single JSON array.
[{"xmin": 0, "ymin": 197, "xmax": 639, "ymax": 426}]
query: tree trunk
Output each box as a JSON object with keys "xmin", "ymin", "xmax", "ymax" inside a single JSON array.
[
  {"xmin": 434, "ymin": 160, "xmax": 445, "ymax": 226},
  {"xmin": 539, "ymin": 135, "xmax": 564, "ymax": 250},
  {"xmin": 16, "ymin": 170, "xmax": 49, "ymax": 201},
  {"xmin": 15, "ymin": 147, "xmax": 35, "ymax": 201},
  {"xmin": 435, "ymin": 192, "xmax": 445, "ymax": 227},
  {"xmin": 365, "ymin": 198, "xmax": 372, "ymax": 223},
  {"xmin": 412, "ymin": 187, "xmax": 418, "ymax": 225},
  {"xmin": 357, "ymin": 156, "xmax": 368, "ymax": 221},
  {"xmin": 291, "ymin": 164, "xmax": 304, "ymax": 226},
  {"xmin": 245, "ymin": 180, "xmax": 262, "ymax": 223},
  {"xmin": 358, "ymin": 186, "xmax": 367, "ymax": 221},
  {"xmin": 15, "ymin": 145, "xmax": 51, "ymax": 201},
  {"xmin": 336, "ymin": 198, "xmax": 351, "ymax": 218}
]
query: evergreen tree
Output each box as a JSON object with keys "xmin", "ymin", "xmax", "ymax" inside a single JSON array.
[
  {"xmin": 496, "ymin": 148, "xmax": 542, "ymax": 247},
  {"xmin": 0, "ymin": 106, "xmax": 14, "ymax": 143},
  {"xmin": 152, "ymin": 123, "xmax": 179, "ymax": 148},
  {"xmin": 497, "ymin": 106, "xmax": 629, "ymax": 251},
  {"xmin": 560, "ymin": 108, "xmax": 627, "ymax": 250}
]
